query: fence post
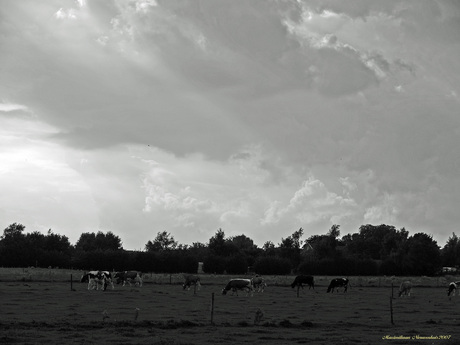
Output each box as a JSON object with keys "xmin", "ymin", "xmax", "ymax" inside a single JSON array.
[
  {"xmin": 211, "ymin": 293, "xmax": 215, "ymax": 325},
  {"xmin": 390, "ymin": 295, "xmax": 394, "ymax": 325}
]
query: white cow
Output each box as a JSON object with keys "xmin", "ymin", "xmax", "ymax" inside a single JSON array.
[
  {"xmin": 80, "ymin": 271, "xmax": 113, "ymax": 291},
  {"xmin": 398, "ymin": 281, "xmax": 412, "ymax": 297},
  {"xmin": 447, "ymin": 281, "xmax": 460, "ymax": 296},
  {"xmin": 222, "ymin": 279, "xmax": 254, "ymax": 296}
]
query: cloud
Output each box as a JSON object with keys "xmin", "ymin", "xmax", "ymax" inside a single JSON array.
[{"xmin": 1, "ymin": 0, "xmax": 460, "ymax": 249}]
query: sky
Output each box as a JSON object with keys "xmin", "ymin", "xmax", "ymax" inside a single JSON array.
[{"xmin": 1, "ymin": 0, "xmax": 460, "ymax": 251}]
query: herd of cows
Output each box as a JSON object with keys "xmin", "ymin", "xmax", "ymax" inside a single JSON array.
[{"xmin": 81, "ymin": 271, "xmax": 460, "ymax": 297}]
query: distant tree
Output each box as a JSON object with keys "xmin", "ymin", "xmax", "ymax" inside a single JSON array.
[
  {"xmin": 262, "ymin": 241, "xmax": 276, "ymax": 254},
  {"xmin": 208, "ymin": 228, "xmax": 238, "ymax": 256},
  {"xmin": 441, "ymin": 233, "xmax": 460, "ymax": 267},
  {"xmin": 44, "ymin": 229, "xmax": 71, "ymax": 252},
  {"xmin": 402, "ymin": 233, "xmax": 441, "ymax": 275},
  {"xmin": 188, "ymin": 242, "xmax": 208, "ymax": 261},
  {"xmin": 75, "ymin": 231, "xmax": 122, "ymax": 251},
  {"xmin": 229, "ymin": 234, "xmax": 260, "ymax": 266},
  {"xmin": 1, "ymin": 222, "xmax": 26, "ymax": 239},
  {"xmin": 327, "ymin": 224, "xmax": 340, "ymax": 238},
  {"xmin": 279, "ymin": 228, "xmax": 304, "ymax": 267},
  {"xmin": 145, "ymin": 231, "xmax": 178, "ymax": 252}
]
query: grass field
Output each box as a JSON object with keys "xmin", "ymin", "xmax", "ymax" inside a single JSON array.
[{"xmin": 1, "ymin": 269, "xmax": 460, "ymax": 344}]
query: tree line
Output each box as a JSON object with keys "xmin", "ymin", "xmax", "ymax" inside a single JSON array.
[{"xmin": 0, "ymin": 222, "xmax": 457, "ymax": 276}]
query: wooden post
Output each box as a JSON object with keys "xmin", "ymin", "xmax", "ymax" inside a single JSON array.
[
  {"xmin": 390, "ymin": 295, "xmax": 394, "ymax": 325},
  {"xmin": 211, "ymin": 293, "xmax": 215, "ymax": 325}
]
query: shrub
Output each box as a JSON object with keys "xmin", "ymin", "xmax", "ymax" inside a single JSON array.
[{"xmin": 253, "ymin": 256, "xmax": 291, "ymax": 275}]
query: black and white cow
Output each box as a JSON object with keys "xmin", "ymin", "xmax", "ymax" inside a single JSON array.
[
  {"xmin": 222, "ymin": 279, "xmax": 254, "ymax": 296},
  {"xmin": 183, "ymin": 274, "xmax": 201, "ymax": 290},
  {"xmin": 114, "ymin": 271, "xmax": 143, "ymax": 287},
  {"xmin": 327, "ymin": 278, "xmax": 349, "ymax": 293},
  {"xmin": 398, "ymin": 281, "xmax": 412, "ymax": 297},
  {"xmin": 447, "ymin": 281, "xmax": 460, "ymax": 296},
  {"xmin": 251, "ymin": 276, "xmax": 267, "ymax": 292},
  {"xmin": 291, "ymin": 275, "xmax": 315, "ymax": 290},
  {"xmin": 80, "ymin": 271, "xmax": 113, "ymax": 291}
]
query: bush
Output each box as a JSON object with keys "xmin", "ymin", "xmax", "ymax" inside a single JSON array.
[
  {"xmin": 225, "ymin": 254, "xmax": 248, "ymax": 274},
  {"xmin": 203, "ymin": 254, "xmax": 226, "ymax": 274},
  {"xmin": 253, "ymin": 256, "xmax": 291, "ymax": 275}
]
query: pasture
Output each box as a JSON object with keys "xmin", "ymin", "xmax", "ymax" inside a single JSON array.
[{"xmin": 1, "ymin": 269, "xmax": 460, "ymax": 344}]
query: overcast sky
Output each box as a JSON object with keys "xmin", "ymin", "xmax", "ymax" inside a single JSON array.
[{"xmin": 1, "ymin": 0, "xmax": 459, "ymax": 250}]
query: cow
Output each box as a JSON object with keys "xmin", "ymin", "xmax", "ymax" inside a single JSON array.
[
  {"xmin": 327, "ymin": 278, "xmax": 349, "ymax": 293},
  {"xmin": 114, "ymin": 271, "xmax": 143, "ymax": 287},
  {"xmin": 251, "ymin": 276, "xmax": 267, "ymax": 292},
  {"xmin": 398, "ymin": 281, "xmax": 412, "ymax": 297},
  {"xmin": 447, "ymin": 281, "xmax": 460, "ymax": 296},
  {"xmin": 80, "ymin": 271, "xmax": 113, "ymax": 291},
  {"xmin": 222, "ymin": 279, "xmax": 254, "ymax": 296},
  {"xmin": 100, "ymin": 271, "xmax": 114, "ymax": 290},
  {"xmin": 291, "ymin": 275, "xmax": 315, "ymax": 290},
  {"xmin": 183, "ymin": 274, "xmax": 201, "ymax": 290}
]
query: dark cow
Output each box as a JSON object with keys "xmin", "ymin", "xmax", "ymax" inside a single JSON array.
[
  {"xmin": 398, "ymin": 281, "xmax": 412, "ymax": 297},
  {"xmin": 447, "ymin": 281, "xmax": 460, "ymax": 296},
  {"xmin": 183, "ymin": 274, "xmax": 201, "ymax": 290},
  {"xmin": 80, "ymin": 271, "xmax": 113, "ymax": 291},
  {"xmin": 222, "ymin": 279, "xmax": 254, "ymax": 296},
  {"xmin": 291, "ymin": 275, "xmax": 315, "ymax": 290},
  {"xmin": 114, "ymin": 271, "xmax": 143, "ymax": 287},
  {"xmin": 327, "ymin": 278, "xmax": 349, "ymax": 293},
  {"xmin": 251, "ymin": 276, "xmax": 267, "ymax": 292}
]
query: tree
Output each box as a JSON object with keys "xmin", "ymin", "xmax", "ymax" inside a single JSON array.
[
  {"xmin": 403, "ymin": 233, "xmax": 441, "ymax": 275},
  {"xmin": 2, "ymin": 222, "xmax": 25, "ymax": 239},
  {"xmin": 229, "ymin": 234, "xmax": 260, "ymax": 266},
  {"xmin": 145, "ymin": 231, "xmax": 178, "ymax": 252},
  {"xmin": 75, "ymin": 231, "xmax": 122, "ymax": 251},
  {"xmin": 327, "ymin": 224, "xmax": 340, "ymax": 238},
  {"xmin": 441, "ymin": 233, "xmax": 460, "ymax": 267},
  {"xmin": 208, "ymin": 229, "xmax": 238, "ymax": 256},
  {"xmin": 279, "ymin": 228, "xmax": 304, "ymax": 268}
]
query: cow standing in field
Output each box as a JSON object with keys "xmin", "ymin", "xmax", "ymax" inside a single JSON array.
[
  {"xmin": 222, "ymin": 279, "xmax": 254, "ymax": 296},
  {"xmin": 291, "ymin": 275, "xmax": 315, "ymax": 290},
  {"xmin": 398, "ymin": 281, "xmax": 412, "ymax": 297},
  {"xmin": 80, "ymin": 271, "xmax": 113, "ymax": 291},
  {"xmin": 251, "ymin": 276, "xmax": 267, "ymax": 292},
  {"xmin": 183, "ymin": 274, "xmax": 201, "ymax": 291},
  {"xmin": 447, "ymin": 281, "xmax": 460, "ymax": 296},
  {"xmin": 327, "ymin": 278, "xmax": 349, "ymax": 293},
  {"xmin": 114, "ymin": 271, "xmax": 143, "ymax": 287}
]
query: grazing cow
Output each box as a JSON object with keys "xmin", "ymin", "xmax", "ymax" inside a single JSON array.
[
  {"xmin": 183, "ymin": 274, "xmax": 201, "ymax": 290},
  {"xmin": 291, "ymin": 275, "xmax": 315, "ymax": 290},
  {"xmin": 100, "ymin": 271, "xmax": 114, "ymax": 290},
  {"xmin": 251, "ymin": 276, "xmax": 267, "ymax": 292},
  {"xmin": 80, "ymin": 271, "xmax": 113, "ymax": 291},
  {"xmin": 327, "ymin": 278, "xmax": 349, "ymax": 293},
  {"xmin": 114, "ymin": 271, "xmax": 143, "ymax": 287},
  {"xmin": 447, "ymin": 281, "xmax": 460, "ymax": 296},
  {"xmin": 222, "ymin": 279, "xmax": 254, "ymax": 296},
  {"xmin": 398, "ymin": 281, "xmax": 412, "ymax": 297}
]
